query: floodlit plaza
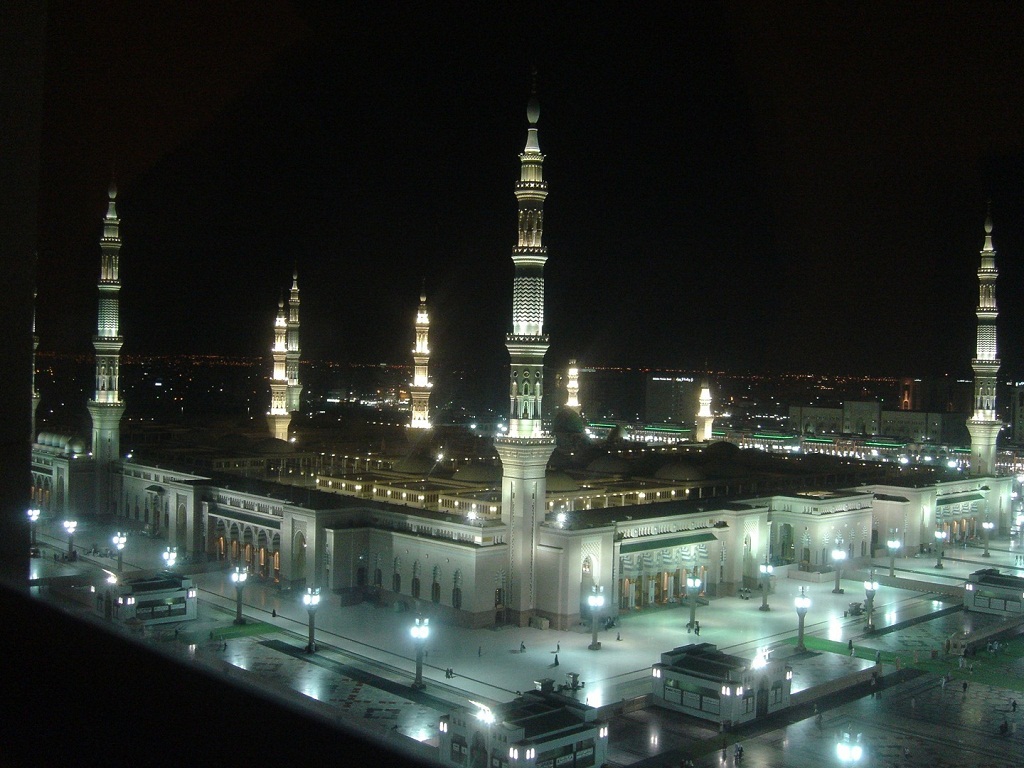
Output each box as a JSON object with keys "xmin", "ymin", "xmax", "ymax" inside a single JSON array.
[{"xmin": 29, "ymin": 514, "xmax": 1024, "ymax": 766}]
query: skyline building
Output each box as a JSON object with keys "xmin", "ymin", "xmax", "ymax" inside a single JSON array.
[
  {"xmin": 967, "ymin": 212, "xmax": 1001, "ymax": 476},
  {"xmin": 409, "ymin": 283, "xmax": 432, "ymax": 429},
  {"xmin": 493, "ymin": 89, "xmax": 557, "ymax": 627},
  {"xmin": 86, "ymin": 182, "xmax": 126, "ymax": 514}
]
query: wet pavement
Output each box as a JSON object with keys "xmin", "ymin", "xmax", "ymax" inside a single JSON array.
[{"xmin": 27, "ymin": 518, "xmax": 1024, "ymax": 766}]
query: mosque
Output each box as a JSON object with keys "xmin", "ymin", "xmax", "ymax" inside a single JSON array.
[{"xmin": 29, "ymin": 90, "xmax": 1014, "ymax": 631}]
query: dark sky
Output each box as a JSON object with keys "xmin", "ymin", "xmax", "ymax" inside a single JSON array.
[{"xmin": 34, "ymin": 2, "xmax": 1024, "ymax": 379}]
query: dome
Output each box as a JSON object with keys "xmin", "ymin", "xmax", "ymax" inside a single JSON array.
[
  {"xmin": 393, "ymin": 456, "xmax": 435, "ymax": 475},
  {"xmin": 586, "ymin": 454, "xmax": 631, "ymax": 475},
  {"xmin": 452, "ymin": 464, "xmax": 502, "ymax": 484},
  {"xmin": 545, "ymin": 471, "xmax": 579, "ymax": 493},
  {"xmin": 68, "ymin": 437, "xmax": 87, "ymax": 455},
  {"xmin": 654, "ymin": 461, "xmax": 705, "ymax": 482}
]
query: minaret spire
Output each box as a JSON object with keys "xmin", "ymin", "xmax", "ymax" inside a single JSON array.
[
  {"xmin": 565, "ymin": 359, "xmax": 581, "ymax": 412},
  {"xmin": 967, "ymin": 208, "xmax": 1001, "ymax": 476},
  {"xmin": 267, "ymin": 294, "xmax": 291, "ymax": 441},
  {"xmin": 285, "ymin": 269, "xmax": 302, "ymax": 416},
  {"xmin": 696, "ymin": 379, "xmax": 715, "ymax": 442},
  {"xmin": 409, "ymin": 281, "xmax": 432, "ymax": 429},
  {"xmin": 87, "ymin": 181, "xmax": 127, "ymax": 513},
  {"xmin": 493, "ymin": 81, "xmax": 557, "ymax": 628}
]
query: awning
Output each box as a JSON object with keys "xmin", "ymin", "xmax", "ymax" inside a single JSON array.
[
  {"xmin": 936, "ymin": 493, "xmax": 984, "ymax": 506},
  {"xmin": 620, "ymin": 531, "xmax": 717, "ymax": 554}
]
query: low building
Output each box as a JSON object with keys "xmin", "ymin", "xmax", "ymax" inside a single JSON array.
[
  {"xmin": 438, "ymin": 690, "xmax": 608, "ymax": 768},
  {"xmin": 964, "ymin": 568, "xmax": 1024, "ymax": 617},
  {"xmin": 97, "ymin": 571, "xmax": 198, "ymax": 625},
  {"xmin": 651, "ymin": 643, "xmax": 792, "ymax": 726}
]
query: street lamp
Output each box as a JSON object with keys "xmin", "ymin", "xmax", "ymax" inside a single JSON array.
[
  {"xmin": 831, "ymin": 547, "xmax": 846, "ymax": 594},
  {"xmin": 303, "ymin": 586, "xmax": 320, "ymax": 653},
  {"xmin": 686, "ymin": 575, "xmax": 702, "ymax": 633},
  {"xmin": 759, "ymin": 556, "xmax": 773, "ymax": 612},
  {"xmin": 588, "ymin": 585, "xmax": 605, "ymax": 650},
  {"xmin": 112, "ymin": 532, "xmax": 127, "ymax": 572},
  {"xmin": 863, "ymin": 570, "xmax": 879, "ymax": 632},
  {"xmin": 886, "ymin": 531, "xmax": 900, "ymax": 578},
  {"xmin": 64, "ymin": 520, "xmax": 77, "ymax": 555},
  {"xmin": 836, "ymin": 730, "xmax": 863, "ymax": 764},
  {"xmin": 163, "ymin": 546, "xmax": 177, "ymax": 569},
  {"xmin": 410, "ymin": 616, "xmax": 430, "ymax": 689},
  {"xmin": 794, "ymin": 586, "xmax": 810, "ymax": 652},
  {"xmin": 934, "ymin": 530, "xmax": 947, "ymax": 569},
  {"xmin": 27, "ymin": 508, "xmax": 40, "ymax": 545},
  {"xmin": 982, "ymin": 519, "xmax": 994, "ymax": 557},
  {"xmin": 231, "ymin": 566, "xmax": 248, "ymax": 625}
]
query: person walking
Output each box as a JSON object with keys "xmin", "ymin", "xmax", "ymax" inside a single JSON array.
[
  {"xmin": 553, "ymin": 654, "xmax": 559, "ymax": 666},
  {"xmin": 520, "ymin": 641, "xmax": 526, "ymax": 652},
  {"xmin": 556, "ymin": 642, "xmax": 560, "ymax": 653},
  {"xmin": 1012, "ymin": 699, "xmax": 1018, "ymax": 713},
  {"xmin": 963, "ymin": 680, "xmax": 969, "ymax": 694}
]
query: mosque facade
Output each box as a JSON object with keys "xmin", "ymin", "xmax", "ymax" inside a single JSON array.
[{"xmin": 28, "ymin": 91, "xmax": 1015, "ymax": 633}]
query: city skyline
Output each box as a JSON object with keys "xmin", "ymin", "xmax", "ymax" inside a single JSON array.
[{"xmin": 33, "ymin": 5, "xmax": 1024, "ymax": 380}]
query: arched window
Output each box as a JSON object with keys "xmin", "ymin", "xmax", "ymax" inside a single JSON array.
[
  {"xmin": 393, "ymin": 572, "xmax": 401, "ymax": 593},
  {"xmin": 411, "ymin": 577, "xmax": 421, "ymax": 598},
  {"xmin": 452, "ymin": 587, "xmax": 462, "ymax": 609}
]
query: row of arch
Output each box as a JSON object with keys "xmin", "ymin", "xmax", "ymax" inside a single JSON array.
[
  {"xmin": 212, "ymin": 519, "xmax": 285, "ymax": 582},
  {"xmin": 356, "ymin": 554, "xmax": 464, "ymax": 609}
]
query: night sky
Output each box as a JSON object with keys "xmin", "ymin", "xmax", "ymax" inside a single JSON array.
[{"xmin": 34, "ymin": 3, "xmax": 1024, "ymax": 380}]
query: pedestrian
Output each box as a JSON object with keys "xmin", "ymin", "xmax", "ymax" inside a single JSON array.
[
  {"xmin": 963, "ymin": 680, "xmax": 969, "ymax": 694},
  {"xmin": 876, "ymin": 650, "xmax": 882, "ymax": 663},
  {"xmin": 520, "ymin": 641, "xmax": 526, "ymax": 652},
  {"xmin": 616, "ymin": 631, "xmax": 621, "ymax": 641},
  {"xmin": 556, "ymin": 642, "xmax": 560, "ymax": 653},
  {"xmin": 272, "ymin": 608, "xmax": 276, "ymax": 618},
  {"xmin": 554, "ymin": 654, "xmax": 559, "ymax": 666},
  {"xmin": 478, "ymin": 645, "xmax": 482, "ymax": 657},
  {"xmin": 848, "ymin": 638, "xmax": 854, "ymax": 653},
  {"xmin": 1013, "ymin": 699, "xmax": 1018, "ymax": 713}
]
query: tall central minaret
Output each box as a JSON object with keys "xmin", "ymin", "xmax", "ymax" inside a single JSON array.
[
  {"xmin": 493, "ymin": 85, "xmax": 557, "ymax": 627},
  {"xmin": 86, "ymin": 183, "xmax": 127, "ymax": 513},
  {"xmin": 967, "ymin": 210, "xmax": 1001, "ymax": 475},
  {"xmin": 267, "ymin": 297, "xmax": 291, "ymax": 441},
  {"xmin": 285, "ymin": 270, "xmax": 302, "ymax": 415},
  {"xmin": 409, "ymin": 283, "xmax": 432, "ymax": 429}
]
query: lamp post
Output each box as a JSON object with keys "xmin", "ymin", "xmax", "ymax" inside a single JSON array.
[
  {"xmin": 686, "ymin": 576, "xmax": 702, "ymax": 633},
  {"xmin": 64, "ymin": 519, "xmax": 77, "ymax": 555},
  {"xmin": 163, "ymin": 546, "xmax": 177, "ymax": 569},
  {"xmin": 836, "ymin": 730, "xmax": 863, "ymax": 764},
  {"xmin": 794, "ymin": 586, "xmax": 810, "ymax": 652},
  {"xmin": 832, "ymin": 547, "xmax": 846, "ymax": 594},
  {"xmin": 112, "ymin": 532, "xmax": 127, "ymax": 572},
  {"xmin": 231, "ymin": 566, "xmax": 248, "ymax": 625},
  {"xmin": 759, "ymin": 556, "xmax": 773, "ymax": 612},
  {"xmin": 886, "ymin": 530, "xmax": 900, "ymax": 578},
  {"xmin": 27, "ymin": 508, "xmax": 40, "ymax": 545},
  {"xmin": 410, "ymin": 616, "xmax": 430, "ymax": 689},
  {"xmin": 934, "ymin": 530, "xmax": 947, "ymax": 569},
  {"xmin": 982, "ymin": 519, "xmax": 994, "ymax": 557},
  {"xmin": 863, "ymin": 570, "xmax": 879, "ymax": 632},
  {"xmin": 588, "ymin": 585, "xmax": 605, "ymax": 650},
  {"xmin": 303, "ymin": 586, "xmax": 320, "ymax": 653}
]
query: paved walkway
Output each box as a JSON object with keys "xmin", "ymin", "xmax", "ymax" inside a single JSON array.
[{"xmin": 27, "ymin": 518, "xmax": 1024, "ymax": 765}]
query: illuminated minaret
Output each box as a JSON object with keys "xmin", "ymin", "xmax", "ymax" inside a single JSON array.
[
  {"xmin": 409, "ymin": 283, "xmax": 432, "ymax": 429},
  {"xmin": 267, "ymin": 297, "xmax": 291, "ymax": 441},
  {"xmin": 565, "ymin": 359, "xmax": 580, "ymax": 412},
  {"xmin": 696, "ymin": 379, "xmax": 714, "ymax": 442},
  {"xmin": 967, "ymin": 210, "xmax": 1001, "ymax": 475},
  {"xmin": 86, "ymin": 182, "xmax": 127, "ymax": 513},
  {"xmin": 285, "ymin": 270, "xmax": 302, "ymax": 415},
  {"xmin": 493, "ymin": 86, "xmax": 557, "ymax": 627},
  {"xmin": 31, "ymin": 282, "xmax": 40, "ymax": 442}
]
